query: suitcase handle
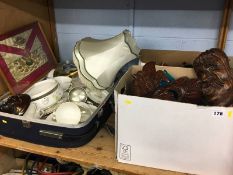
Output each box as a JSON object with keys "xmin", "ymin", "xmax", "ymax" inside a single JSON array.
[
  {"xmin": 39, "ymin": 121, "xmax": 99, "ymax": 140},
  {"xmin": 62, "ymin": 121, "xmax": 99, "ymax": 141}
]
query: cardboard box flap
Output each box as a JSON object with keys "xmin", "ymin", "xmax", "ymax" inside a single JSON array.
[{"xmin": 140, "ymin": 49, "xmax": 200, "ymax": 66}]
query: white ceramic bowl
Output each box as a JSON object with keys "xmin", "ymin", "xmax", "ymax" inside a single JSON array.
[
  {"xmin": 26, "ymin": 79, "xmax": 63, "ymax": 110},
  {"xmin": 54, "ymin": 76, "xmax": 72, "ymax": 91},
  {"xmin": 55, "ymin": 102, "xmax": 81, "ymax": 125}
]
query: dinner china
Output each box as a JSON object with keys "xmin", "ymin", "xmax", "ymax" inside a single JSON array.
[
  {"xmin": 25, "ymin": 79, "xmax": 63, "ymax": 110},
  {"xmin": 54, "ymin": 76, "xmax": 72, "ymax": 91},
  {"xmin": 76, "ymin": 102, "xmax": 97, "ymax": 123},
  {"xmin": 54, "ymin": 102, "xmax": 81, "ymax": 125},
  {"xmin": 68, "ymin": 87, "xmax": 87, "ymax": 103}
]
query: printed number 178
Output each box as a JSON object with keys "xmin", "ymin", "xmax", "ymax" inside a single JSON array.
[{"xmin": 214, "ymin": 111, "xmax": 223, "ymax": 116}]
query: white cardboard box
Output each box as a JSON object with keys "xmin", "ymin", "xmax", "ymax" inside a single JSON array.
[{"xmin": 114, "ymin": 65, "xmax": 233, "ymax": 175}]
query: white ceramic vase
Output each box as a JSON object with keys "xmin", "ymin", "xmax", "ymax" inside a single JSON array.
[{"xmin": 73, "ymin": 30, "xmax": 140, "ymax": 90}]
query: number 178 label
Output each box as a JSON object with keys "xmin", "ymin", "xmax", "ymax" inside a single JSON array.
[
  {"xmin": 212, "ymin": 110, "xmax": 225, "ymax": 117},
  {"xmin": 211, "ymin": 109, "xmax": 233, "ymax": 119}
]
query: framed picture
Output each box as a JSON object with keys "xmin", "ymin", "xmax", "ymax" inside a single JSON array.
[{"xmin": 0, "ymin": 22, "xmax": 57, "ymax": 94}]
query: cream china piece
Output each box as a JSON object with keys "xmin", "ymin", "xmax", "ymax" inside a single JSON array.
[
  {"xmin": 85, "ymin": 88, "xmax": 109, "ymax": 104},
  {"xmin": 25, "ymin": 79, "xmax": 63, "ymax": 110},
  {"xmin": 23, "ymin": 103, "xmax": 41, "ymax": 119},
  {"xmin": 68, "ymin": 87, "xmax": 87, "ymax": 103},
  {"xmin": 45, "ymin": 102, "xmax": 97, "ymax": 124},
  {"xmin": 73, "ymin": 56, "xmax": 97, "ymax": 90},
  {"xmin": 76, "ymin": 102, "xmax": 94, "ymax": 123},
  {"xmin": 47, "ymin": 69, "xmax": 55, "ymax": 78},
  {"xmin": 73, "ymin": 30, "xmax": 140, "ymax": 90},
  {"xmin": 54, "ymin": 102, "xmax": 81, "ymax": 125},
  {"xmin": 54, "ymin": 76, "xmax": 72, "ymax": 91}
]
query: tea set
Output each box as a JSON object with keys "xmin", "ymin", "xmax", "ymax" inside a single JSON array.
[{"xmin": 24, "ymin": 72, "xmax": 106, "ymax": 125}]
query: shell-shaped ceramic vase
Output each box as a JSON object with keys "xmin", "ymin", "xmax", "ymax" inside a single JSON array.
[{"xmin": 73, "ymin": 30, "xmax": 140, "ymax": 90}]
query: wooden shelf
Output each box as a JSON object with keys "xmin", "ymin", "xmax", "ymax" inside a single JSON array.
[{"xmin": 0, "ymin": 115, "xmax": 189, "ymax": 175}]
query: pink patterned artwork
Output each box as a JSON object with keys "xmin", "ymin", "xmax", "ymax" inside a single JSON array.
[{"xmin": 0, "ymin": 22, "xmax": 57, "ymax": 94}]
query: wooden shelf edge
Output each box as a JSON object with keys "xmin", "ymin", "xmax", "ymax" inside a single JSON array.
[{"xmin": 0, "ymin": 128, "xmax": 188, "ymax": 175}]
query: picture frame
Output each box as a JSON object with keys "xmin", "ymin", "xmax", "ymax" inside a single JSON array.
[{"xmin": 0, "ymin": 22, "xmax": 57, "ymax": 94}]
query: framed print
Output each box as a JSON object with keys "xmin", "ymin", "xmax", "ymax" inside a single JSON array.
[{"xmin": 0, "ymin": 22, "xmax": 57, "ymax": 94}]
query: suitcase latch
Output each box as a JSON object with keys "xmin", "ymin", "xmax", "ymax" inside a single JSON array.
[
  {"xmin": 97, "ymin": 108, "xmax": 103, "ymax": 118},
  {"xmin": 22, "ymin": 120, "xmax": 31, "ymax": 128},
  {"xmin": 39, "ymin": 130, "xmax": 63, "ymax": 139}
]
